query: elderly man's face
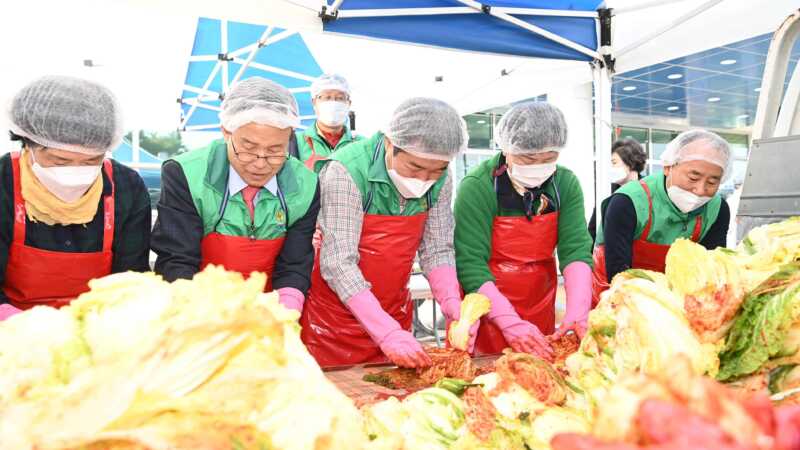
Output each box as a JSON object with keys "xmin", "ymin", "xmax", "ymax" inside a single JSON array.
[
  {"xmin": 385, "ymin": 138, "xmax": 449, "ymax": 182},
  {"xmin": 664, "ymin": 141, "xmax": 723, "ymax": 198},
  {"xmin": 222, "ymin": 123, "xmax": 292, "ymax": 188},
  {"xmin": 505, "ymin": 151, "xmax": 559, "ymax": 166}
]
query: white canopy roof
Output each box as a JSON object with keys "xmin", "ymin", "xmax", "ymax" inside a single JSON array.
[{"xmin": 0, "ymin": 0, "xmax": 796, "ymax": 134}]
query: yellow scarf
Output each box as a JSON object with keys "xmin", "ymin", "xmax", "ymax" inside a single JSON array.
[{"xmin": 18, "ymin": 150, "xmax": 104, "ymax": 226}]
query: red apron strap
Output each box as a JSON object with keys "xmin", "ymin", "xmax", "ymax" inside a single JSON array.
[
  {"xmin": 690, "ymin": 215, "xmax": 703, "ymax": 242},
  {"xmin": 639, "ymin": 180, "xmax": 655, "ymax": 241},
  {"xmin": 10, "ymin": 152, "xmax": 27, "ymax": 245},
  {"xmin": 101, "ymin": 159, "xmax": 115, "ymax": 252},
  {"xmin": 305, "ymin": 136, "xmax": 316, "ymax": 158}
]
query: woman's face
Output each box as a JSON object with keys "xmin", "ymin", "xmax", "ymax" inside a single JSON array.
[{"xmin": 611, "ymin": 152, "xmax": 628, "ymax": 171}]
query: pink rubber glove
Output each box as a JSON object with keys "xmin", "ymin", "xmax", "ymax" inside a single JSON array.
[
  {"xmin": 553, "ymin": 262, "xmax": 592, "ymax": 340},
  {"xmin": 346, "ymin": 289, "xmax": 431, "ymax": 368},
  {"xmin": 428, "ymin": 265, "xmax": 479, "ymax": 353},
  {"xmin": 0, "ymin": 304, "xmax": 21, "ymax": 321},
  {"xmin": 277, "ymin": 287, "xmax": 305, "ymax": 314},
  {"xmin": 479, "ymin": 281, "xmax": 553, "ymax": 361}
]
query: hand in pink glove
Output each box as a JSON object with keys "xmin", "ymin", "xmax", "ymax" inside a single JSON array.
[
  {"xmin": 347, "ymin": 289, "xmax": 432, "ymax": 368},
  {"xmin": 479, "ymin": 281, "xmax": 553, "ymax": 361},
  {"xmin": 277, "ymin": 287, "xmax": 304, "ymax": 314},
  {"xmin": 553, "ymin": 262, "xmax": 592, "ymax": 340},
  {"xmin": 428, "ymin": 265, "xmax": 479, "ymax": 353},
  {"xmin": 0, "ymin": 304, "xmax": 21, "ymax": 321}
]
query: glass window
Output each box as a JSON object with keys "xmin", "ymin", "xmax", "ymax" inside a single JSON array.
[
  {"xmin": 718, "ymin": 132, "xmax": 749, "ymax": 160},
  {"xmin": 651, "ymin": 129, "xmax": 680, "ymax": 160},
  {"xmin": 454, "ymin": 151, "xmax": 496, "ymax": 186},
  {"xmin": 464, "ymin": 114, "xmax": 492, "ymax": 149},
  {"xmin": 614, "ymin": 126, "xmax": 648, "ymax": 149}
]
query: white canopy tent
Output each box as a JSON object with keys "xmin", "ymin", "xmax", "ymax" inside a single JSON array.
[{"xmin": 0, "ymin": 0, "xmax": 797, "ymax": 209}]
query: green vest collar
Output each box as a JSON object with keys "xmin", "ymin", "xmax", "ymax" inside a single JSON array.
[
  {"xmin": 205, "ymin": 140, "xmax": 230, "ymax": 195},
  {"xmin": 308, "ymin": 120, "xmax": 353, "ymax": 147},
  {"xmin": 367, "ymin": 134, "xmax": 393, "ymax": 187}
]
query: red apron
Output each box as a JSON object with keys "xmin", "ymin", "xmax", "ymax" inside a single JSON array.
[
  {"xmin": 300, "ymin": 213, "xmax": 427, "ymax": 366},
  {"xmin": 3, "ymin": 152, "xmax": 115, "ymax": 310},
  {"xmin": 591, "ymin": 181, "xmax": 702, "ymax": 306},
  {"xmin": 475, "ymin": 211, "xmax": 560, "ymax": 355},
  {"xmin": 303, "ymin": 136, "xmax": 328, "ymax": 171},
  {"xmin": 200, "ymin": 185, "xmax": 287, "ymax": 292}
]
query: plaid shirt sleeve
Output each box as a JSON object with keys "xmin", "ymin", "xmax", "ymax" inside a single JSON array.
[
  {"xmin": 318, "ymin": 161, "xmax": 371, "ymax": 303},
  {"xmin": 418, "ymin": 176, "xmax": 456, "ymax": 275}
]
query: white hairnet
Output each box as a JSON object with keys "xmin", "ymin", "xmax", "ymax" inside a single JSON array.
[
  {"xmin": 497, "ymin": 102, "xmax": 567, "ymax": 155},
  {"xmin": 384, "ymin": 97, "xmax": 467, "ymax": 160},
  {"xmin": 310, "ymin": 73, "xmax": 351, "ymax": 99},
  {"xmin": 9, "ymin": 75, "xmax": 123, "ymax": 155},
  {"xmin": 219, "ymin": 77, "xmax": 300, "ymax": 131},
  {"xmin": 662, "ymin": 129, "xmax": 733, "ymax": 183}
]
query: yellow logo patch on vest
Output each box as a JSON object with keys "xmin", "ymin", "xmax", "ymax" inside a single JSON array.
[{"xmin": 275, "ymin": 210, "xmax": 286, "ymax": 225}]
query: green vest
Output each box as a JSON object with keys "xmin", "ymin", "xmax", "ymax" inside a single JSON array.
[
  {"xmin": 295, "ymin": 121, "xmax": 360, "ymax": 171},
  {"xmin": 597, "ymin": 173, "xmax": 721, "ymax": 246},
  {"xmin": 323, "ymin": 132, "xmax": 448, "ymax": 215},
  {"xmin": 173, "ymin": 140, "xmax": 317, "ymax": 239}
]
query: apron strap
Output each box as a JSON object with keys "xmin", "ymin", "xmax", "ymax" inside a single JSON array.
[
  {"xmin": 305, "ymin": 135, "xmax": 316, "ymax": 158},
  {"xmin": 10, "ymin": 152, "xmax": 27, "ymax": 245},
  {"xmin": 690, "ymin": 215, "xmax": 703, "ymax": 242},
  {"xmin": 639, "ymin": 180, "xmax": 655, "ymax": 241},
  {"xmin": 9, "ymin": 152, "xmax": 115, "ymax": 250},
  {"xmin": 101, "ymin": 159, "xmax": 115, "ymax": 252}
]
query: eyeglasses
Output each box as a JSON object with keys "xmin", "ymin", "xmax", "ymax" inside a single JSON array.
[
  {"xmin": 316, "ymin": 94, "xmax": 349, "ymax": 102},
  {"xmin": 230, "ymin": 139, "xmax": 286, "ymax": 165}
]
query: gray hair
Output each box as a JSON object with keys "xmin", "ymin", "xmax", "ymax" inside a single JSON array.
[{"xmin": 662, "ymin": 129, "xmax": 733, "ymax": 183}]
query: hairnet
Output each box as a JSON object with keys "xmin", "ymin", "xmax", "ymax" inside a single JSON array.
[
  {"xmin": 497, "ymin": 102, "xmax": 567, "ymax": 155},
  {"xmin": 384, "ymin": 97, "xmax": 467, "ymax": 161},
  {"xmin": 219, "ymin": 77, "xmax": 300, "ymax": 131},
  {"xmin": 661, "ymin": 129, "xmax": 733, "ymax": 183},
  {"xmin": 9, "ymin": 75, "xmax": 123, "ymax": 155},
  {"xmin": 310, "ymin": 74, "xmax": 351, "ymax": 99}
]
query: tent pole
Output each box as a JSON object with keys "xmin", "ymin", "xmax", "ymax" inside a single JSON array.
[
  {"xmin": 615, "ymin": 0, "xmax": 725, "ymax": 58},
  {"xmin": 593, "ymin": 63, "xmax": 612, "ymax": 237},
  {"xmin": 231, "ymin": 26, "xmax": 273, "ymax": 85},
  {"xmin": 335, "ymin": 7, "xmax": 597, "ymax": 19},
  {"xmin": 454, "ymin": 0, "xmax": 600, "ymax": 60}
]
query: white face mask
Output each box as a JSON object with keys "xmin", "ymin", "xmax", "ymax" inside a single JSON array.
[
  {"xmin": 667, "ymin": 185, "xmax": 712, "ymax": 213},
  {"xmin": 387, "ymin": 169, "xmax": 436, "ymax": 199},
  {"xmin": 609, "ymin": 166, "xmax": 629, "ymax": 185},
  {"xmin": 508, "ymin": 162, "xmax": 557, "ymax": 188},
  {"xmin": 30, "ymin": 151, "xmax": 102, "ymax": 203},
  {"xmin": 316, "ymin": 101, "xmax": 349, "ymax": 127}
]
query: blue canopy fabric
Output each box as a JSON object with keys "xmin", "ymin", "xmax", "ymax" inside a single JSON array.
[
  {"xmin": 180, "ymin": 17, "xmax": 323, "ymax": 132},
  {"xmin": 323, "ymin": 0, "xmax": 602, "ymax": 61}
]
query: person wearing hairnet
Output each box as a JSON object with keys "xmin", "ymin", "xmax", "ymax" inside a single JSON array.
[
  {"xmin": 295, "ymin": 74, "xmax": 361, "ymax": 171},
  {"xmin": 454, "ymin": 102, "xmax": 593, "ymax": 360},
  {"xmin": 300, "ymin": 97, "xmax": 469, "ymax": 368},
  {"xmin": 591, "ymin": 129, "xmax": 731, "ymax": 303},
  {"xmin": 0, "ymin": 75, "xmax": 151, "ymax": 318},
  {"xmin": 151, "ymin": 77, "xmax": 319, "ymax": 314},
  {"xmin": 587, "ymin": 138, "xmax": 647, "ymax": 245}
]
